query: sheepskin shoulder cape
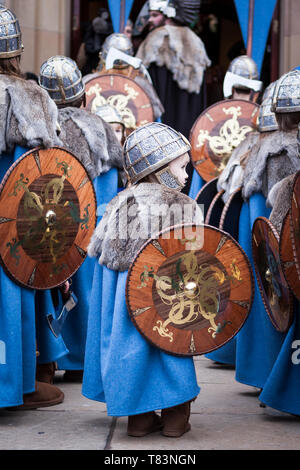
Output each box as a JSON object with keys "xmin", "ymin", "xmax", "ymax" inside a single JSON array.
[
  {"xmin": 136, "ymin": 25, "xmax": 211, "ymax": 94},
  {"xmin": 58, "ymin": 107, "xmax": 123, "ymax": 180},
  {"xmin": 268, "ymin": 173, "xmax": 296, "ymax": 234},
  {"xmin": 217, "ymin": 131, "xmax": 260, "ymax": 203},
  {"xmin": 88, "ymin": 182, "xmax": 203, "ymax": 271},
  {"xmin": 242, "ymin": 128, "xmax": 300, "ymax": 200},
  {"xmin": 0, "ymin": 74, "xmax": 61, "ymax": 155}
]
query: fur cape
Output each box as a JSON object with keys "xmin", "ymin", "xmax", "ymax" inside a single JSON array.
[
  {"xmin": 0, "ymin": 74, "xmax": 61, "ymax": 155},
  {"xmin": 134, "ymin": 74, "xmax": 164, "ymax": 119},
  {"xmin": 58, "ymin": 107, "xmax": 123, "ymax": 180},
  {"xmin": 268, "ymin": 173, "xmax": 296, "ymax": 234},
  {"xmin": 88, "ymin": 182, "xmax": 203, "ymax": 271},
  {"xmin": 136, "ymin": 25, "xmax": 211, "ymax": 94},
  {"xmin": 242, "ymin": 128, "xmax": 300, "ymax": 200},
  {"xmin": 217, "ymin": 131, "xmax": 260, "ymax": 203}
]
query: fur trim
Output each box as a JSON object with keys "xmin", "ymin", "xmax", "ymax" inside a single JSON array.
[
  {"xmin": 136, "ymin": 25, "xmax": 211, "ymax": 94},
  {"xmin": 242, "ymin": 129, "xmax": 300, "ymax": 200},
  {"xmin": 269, "ymin": 173, "xmax": 295, "ymax": 233},
  {"xmin": 217, "ymin": 131, "xmax": 260, "ymax": 203},
  {"xmin": 88, "ymin": 182, "xmax": 203, "ymax": 271},
  {"xmin": 0, "ymin": 75, "xmax": 61, "ymax": 155},
  {"xmin": 58, "ymin": 107, "xmax": 123, "ymax": 179}
]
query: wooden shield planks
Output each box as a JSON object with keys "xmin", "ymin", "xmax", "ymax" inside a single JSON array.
[
  {"xmin": 190, "ymin": 99, "xmax": 259, "ymax": 182},
  {"xmin": 83, "ymin": 73, "xmax": 154, "ymax": 133},
  {"xmin": 0, "ymin": 147, "xmax": 96, "ymax": 290},
  {"xmin": 252, "ymin": 217, "xmax": 293, "ymax": 333},
  {"xmin": 126, "ymin": 225, "xmax": 253, "ymax": 356}
]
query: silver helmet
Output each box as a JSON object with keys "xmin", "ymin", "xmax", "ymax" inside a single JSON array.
[
  {"xmin": 100, "ymin": 33, "xmax": 133, "ymax": 68},
  {"xmin": 0, "ymin": 5, "xmax": 23, "ymax": 59},
  {"xmin": 257, "ymin": 82, "xmax": 278, "ymax": 132},
  {"xmin": 95, "ymin": 104, "xmax": 124, "ymax": 127},
  {"xmin": 123, "ymin": 122, "xmax": 190, "ymax": 186},
  {"xmin": 39, "ymin": 55, "xmax": 85, "ymax": 106},
  {"xmin": 223, "ymin": 55, "xmax": 263, "ymax": 98},
  {"xmin": 271, "ymin": 70, "xmax": 300, "ymax": 113},
  {"xmin": 228, "ymin": 55, "xmax": 259, "ymax": 80}
]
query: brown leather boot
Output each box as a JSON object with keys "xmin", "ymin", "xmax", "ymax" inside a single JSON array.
[
  {"xmin": 36, "ymin": 362, "xmax": 56, "ymax": 384},
  {"xmin": 161, "ymin": 401, "xmax": 192, "ymax": 437},
  {"xmin": 8, "ymin": 381, "xmax": 64, "ymax": 410},
  {"xmin": 127, "ymin": 411, "xmax": 163, "ymax": 437}
]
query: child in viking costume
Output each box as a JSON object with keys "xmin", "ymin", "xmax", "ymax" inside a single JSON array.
[
  {"xmin": 38, "ymin": 56, "xmax": 123, "ymax": 383},
  {"xmin": 218, "ymin": 70, "xmax": 300, "ymax": 391},
  {"xmin": 83, "ymin": 122, "xmax": 203, "ymax": 437},
  {"xmin": 254, "ymin": 130, "xmax": 300, "ymax": 416},
  {"xmin": 86, "ymin": 32, "xmax": 164, "ymax": 123},
  {"xmin": 205, "ymin": 82, "xmax": 278, "ymax": 367},
  {"xmin": 95, "ymin": 104, "xmax": 126, "ymax": 146},
  {"xmin": 189, "ymin": 55, "xmax": 262, "ymax": 200},
  {"xmin": 136, "ymin": 0, "xmax": 211, "ymax": 194},
  {"xmin": 0, "ymin": 5, "xmax": 67, "ymax": 409}
]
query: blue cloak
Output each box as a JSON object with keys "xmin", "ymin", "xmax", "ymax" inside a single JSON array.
[
  {"xmin": 235, "ymin": 194, "xmax": 285, "ymax": 388},
  {"xmin": 206, "ymin": 193, "xmax": 285, "ymax": 382},
  {"xmin": 188, "ymin": 170, "xmax": 205, "ymax": 200},
  {"xmin": 259, "ymin": 302, "xmax": 300, "ymax": 415},
  {"xmin": 0, "ymin": 146, "xmax": 69, "ymax": 407},
  {"xmin": 82, "ymin": 263, "xmax": 200, "ymax": 416},
  {"xmin": 57, "ymin": 168, "xmax": 119, "ymax": 371}
]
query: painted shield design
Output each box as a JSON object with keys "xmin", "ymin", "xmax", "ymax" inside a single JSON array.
[
  {"xmin": 126, "ymin": 224, "xmax": 254, "ymax": 356},
  {"xmin": 83, "ymin": 73, "xmax": 154, "ymax": 134},
  {"xmin": 0, "ymin": 147, "xmax": 96, "ymax": 289},
  {"xmin": 190, "ymin": 99, "xmax": 259, "ymax": 182}
]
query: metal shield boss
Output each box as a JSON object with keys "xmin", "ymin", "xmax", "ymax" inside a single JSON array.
[
  {"xmin": 0, "ymin": 147, "xmax": 97, "ymax": 290},
  {"xmin": 252, "ymin": 217, "xmax": 293, "ymax": 333},
  {"xmin": 126, "ymin": 225, "xmax": 254, "ymax": 356},
  {"xmin": 190, "ymin": 99, "xmax": 259, "ymax": 182}
]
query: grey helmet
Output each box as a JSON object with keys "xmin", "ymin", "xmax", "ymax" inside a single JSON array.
[
  {"xmin": 257, "ymin": 81, "xmax": 278, "ymax": 132},
  {"xmin": 39, "ymin": 55, "xmax": 85, "ymax": 106},
  {"xmin": 223, "ymin": 55, "xmax": 263, "ymax": 98},
  {"xmin": 95, "ymin": 104, "xmax": 124, "ymax": 127},
  {"xmin": 100, "ymin": 33, "xmax": 133, "ymax": 68},
  {"xmin": 228, "ymin": 55, "xmax": 259, "ymax": 80},
  {"xmin": 123, "ymin": 122, "xmax": 190, "ymax": 187},
  {"xmin": 271, "ymin": 70, "xmax": 300, "ymax": 113},
  {"xmin": 0, "ymin": 5, "xmax": 23, "ymax": 59}
]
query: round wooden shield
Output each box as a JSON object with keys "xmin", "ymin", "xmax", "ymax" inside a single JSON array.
[
  {"xmin": 280, "ymin": 209, "xmax": 300, "ymax": 301},
  {"xmin": 83, "ymin": 73, "xmax": 154, "ymax": 133},
  {"xmin": 219, "ymin": 188, "xmax": 243, "ymax": 239},
  {"xmin": 0, "ymin": 147, "xmax": 97, "ymax": 290},
  {"xmin": 252, "ymin": 217, "xmax": 293, "ymax": 333},
  {"xmin": 205, "ymin": 190, "xmax": 225, "ymax": 227},
  {"xmin": 190, "ymin": 99, "xmax": 259, "ymax": 182},
  {"xmin": 126, "ymin": 224, "xmax": 254, "ymax": 356},
  {"xmin": 290, "ymin": 171, "xmax": 300, "ymax": 283},
  {"xmin": 195, "ymin": 177, "xmax": 218, "ymax": 220}
]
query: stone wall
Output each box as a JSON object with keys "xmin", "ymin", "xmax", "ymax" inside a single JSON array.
[
  {"xmin": 3, "ymin": 0, "xmax": 71, "ymax": 76},
  {"xmin": 280, "ymin": 0, "xmax": 300, "ymax": 73}
]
